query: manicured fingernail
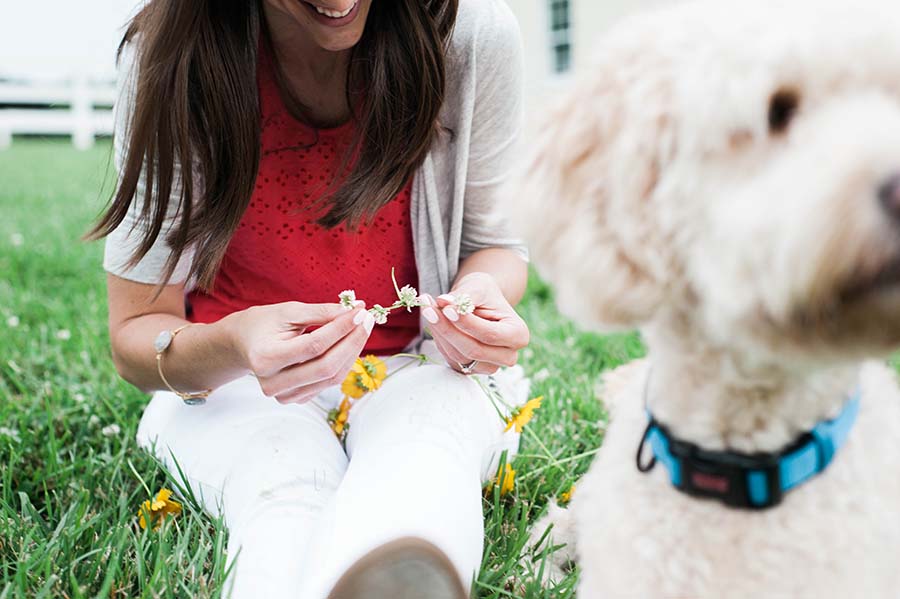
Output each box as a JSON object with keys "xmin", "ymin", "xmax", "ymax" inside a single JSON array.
[
  {"xmin": 417, "ymin": 295, "xmax": 432, "ymax": 307},
  {"xmin": 438, "ymin": 294, "xmax": 455, "ymax": 303},
  {"xmin": 363, "ymin": 312, "xmax": 376, "ymax": 334},
  {"xmin": 353, "ymin": 300, "xmax": 366, "ymax": 308},
  {"xmin": 442, "ymin": 306, "xmax": 459, "ymax": 322},
  {"xmin": 353, "ymin": 310, "xmax": 367, "ymax": 325},
  {"xmin": 422, "ymin": 307, "xmax": 439, "ymax": 324}
]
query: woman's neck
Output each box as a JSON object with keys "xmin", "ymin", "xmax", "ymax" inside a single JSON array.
[{"xmin": 262, "ymin": 3, "xmax": 353, "ymax": 127}]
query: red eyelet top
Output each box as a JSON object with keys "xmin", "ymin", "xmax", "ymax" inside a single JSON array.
[{"xmin": 186, "ymin": 44, "xmax": 420, "ymax": 355}]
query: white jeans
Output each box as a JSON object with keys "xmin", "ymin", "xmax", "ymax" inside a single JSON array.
[{"xmin": 136, "ymin": 341, "xmax": 527, "ymax": 599}]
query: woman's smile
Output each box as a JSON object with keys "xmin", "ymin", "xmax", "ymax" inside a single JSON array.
[{"xmin": 299, "ymin": 0, "xmax": 361, "ymax": 27}]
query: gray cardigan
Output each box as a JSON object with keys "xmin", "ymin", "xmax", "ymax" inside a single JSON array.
[{"xmin": 103, "ymin": 0, "xmax": 528, "ymax": 303}]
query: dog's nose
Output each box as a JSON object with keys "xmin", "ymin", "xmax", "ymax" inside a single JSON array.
[{"xmin": 879, "ymin": 175, "xmax": 900, "ymax": 221}]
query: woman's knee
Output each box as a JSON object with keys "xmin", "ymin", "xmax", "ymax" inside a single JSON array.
[
  {"xmin": 221, "ymin": 421, "xmax": 348, "ymax": 519},
  {"xmin": 347, "ymin": 364, "xmax": 499, "ymax": 457}
]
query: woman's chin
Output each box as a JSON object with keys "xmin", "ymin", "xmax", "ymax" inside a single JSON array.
[
  {"xmin": 311, "ymin": 30, "xmax": 365, "ymax": 52},
  {"xmin": 265, "ymin": 0, "xmax": 370, "ymax": 52}
]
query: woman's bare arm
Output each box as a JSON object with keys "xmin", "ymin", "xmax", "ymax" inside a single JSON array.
[
  {"xmin": 106, "ymin": 274, "xmax": 248, "ymax": 393},
  {"xmin": 106, "ymin": 274, "xmax": 374, "ymax": 402}
]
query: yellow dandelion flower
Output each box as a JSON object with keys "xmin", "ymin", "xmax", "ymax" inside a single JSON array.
[
  {"xmin": 360, "ymin": 355, "xmax": 387, "ymax": 389},
  {"xmin": 560, "ymin": 484, "xmax": 576, "ymax": 504},
  {"xmin": 328, "ymin": 397, "xmax": 353, "ymax": 440},
  {"xmin": 138, "ymin": 488, "xmax": 182, "ymax": 530},
  {"xmin": 504, "ymin": 396, "xmax": 544, "ymax": 433},
  {"xmin": 333, "ymin": 356, "xmax": 388, "ymax": 440},
  {"xmin": 341, "ymin": 365, "xmax": 372, "ymax": 399},
  {"xmin": 340, "ymin": 356, "xmax": 388, "ymax": 398},
  {"xmin": 490, "ymin": 463, "xmax": 516, "ymax": 497}
]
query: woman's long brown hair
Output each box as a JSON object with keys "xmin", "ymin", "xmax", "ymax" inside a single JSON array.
[{"xmin": 88, "ymin": 0, "xmax": 459, "ymax": 291}]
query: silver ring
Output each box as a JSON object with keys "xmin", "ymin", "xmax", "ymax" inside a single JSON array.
[{"xmin": 459, "ymin": 360, "xmax": 478, "ymax": 374}]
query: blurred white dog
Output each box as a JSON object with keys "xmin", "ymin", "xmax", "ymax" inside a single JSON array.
[{"xmin": 512, "ymin": 1, "xmax": 900, "ymax": 597}]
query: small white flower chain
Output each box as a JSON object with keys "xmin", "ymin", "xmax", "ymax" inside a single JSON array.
[{"xmin": 339, "ymin": 268, "xmax": 473, "ymax": 325}]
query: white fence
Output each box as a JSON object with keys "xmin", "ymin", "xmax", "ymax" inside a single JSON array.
[{"xmin": 0, "ymin": 78, "xmax": 116, "ymax": 150}]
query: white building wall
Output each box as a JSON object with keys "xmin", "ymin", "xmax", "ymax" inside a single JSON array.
[
  {"xmin": 505, "ymin": 0, "xmax": 679, "ymax": 106},
  {"xmin": 510, "ymin": 0, "xmax": 553, "ymax": 92}
]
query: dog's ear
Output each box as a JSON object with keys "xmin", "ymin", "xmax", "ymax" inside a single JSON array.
[{"xmin": 508, "ymin": 44, "xmax": 676, "ymax": 332}]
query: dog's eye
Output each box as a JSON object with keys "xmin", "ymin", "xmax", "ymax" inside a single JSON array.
[{"xmin": 768, "ymin": 89, "xmax": 801, "ymax": 134}]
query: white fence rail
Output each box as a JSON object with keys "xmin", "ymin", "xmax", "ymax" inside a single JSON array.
[{"xmin": 0, "ymin": 78, "xmax": 116, "ymax": 150}]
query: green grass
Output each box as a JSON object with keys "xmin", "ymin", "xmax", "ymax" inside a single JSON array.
[{"xmin": 0, "ymin": 139, "xmax": 643, "ymax": 598}]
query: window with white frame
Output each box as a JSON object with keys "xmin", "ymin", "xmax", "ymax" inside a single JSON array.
[{"xmin": 549, "ymin": 0, "xmax": 572, "ymax": 73}]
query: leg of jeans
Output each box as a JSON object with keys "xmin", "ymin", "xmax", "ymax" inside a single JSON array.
[
  {"xmin": 302, "ymin": 363, "xmax": 517, "ymax": 597},
  {"xmin": 136, "ymin": 374, "xmax": 349, "ymax": 599}
]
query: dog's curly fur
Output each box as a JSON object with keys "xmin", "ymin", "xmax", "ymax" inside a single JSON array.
[{"xmin": 513, "ymin": 1, "xmax": 900, "ymax": 596}]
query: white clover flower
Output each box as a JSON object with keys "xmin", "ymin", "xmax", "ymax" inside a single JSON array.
[
  {"xmin": 88, "ymin": 415, "xmax": 101, "ymax": 426},
  {"xmin": 10, "ymin": 233, "xmax": 23, "ymax": 247},
  {"xmin": 396, "ymin": 285, "xmax": 420, "ymax": 311},
  {"xmin": 369, "ymin": 305, "xmax": 389, "ymax": 325},
  {"xmin": 336, "ymin": 269, "xmax": 425, "ymax": 327},
  {"xmin": 56, "ymin": 329, "xmax": 72, "ymax": 341},
  {"xmin": 6, "ymin": 316, "xmax": 19, "ymax": 328},
  {"xmin": 389, "ymin": 267, "xmax": 422, "ymax": 312},
  {"xmin": 73, "ymin": 393, "xmax": 86, "ymax": 404},
  {"xmin": 338, "ymin": 290, "xmax": 357, "ymax": 310},
  {"xmin": 454, "ymin": 294, "xmax": 474, "ymax": 316},
  {"xmin": 101, "ymin": 424, "xmax": 121, "ymax": 437},
  {"xmin": 0, "ymin": 427, "xmax": 21, "ymax": 443},
  {"xmin": 532, "ymin": 368, "xmax": 551, "ymax": 383}
]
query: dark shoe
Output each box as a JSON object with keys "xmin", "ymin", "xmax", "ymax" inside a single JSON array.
[{"xmin": 329, "ymin": 537, "xmax": 468, "ymax": 599}]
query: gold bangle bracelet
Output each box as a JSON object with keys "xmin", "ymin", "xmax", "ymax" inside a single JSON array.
[{"xmin": 154, "ymin": 324, "xmax": 212, "ymax": 406}]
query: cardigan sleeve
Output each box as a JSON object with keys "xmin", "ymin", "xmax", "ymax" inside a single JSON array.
[
  {"xmin": 458, "ymin": 0, "xmax": 530, "ymax": 262},
  {"xmin": 102, "ymin": 41, "xmax": 196, "ymax": 286}
]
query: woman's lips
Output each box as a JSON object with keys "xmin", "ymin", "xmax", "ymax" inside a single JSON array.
[{"xmin": 300, "ymin": 0, "xmax": 361, "ymax": 28}]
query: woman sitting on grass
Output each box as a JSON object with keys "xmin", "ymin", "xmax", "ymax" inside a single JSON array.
[{"xmin": 89, "ymin": 0, "xmax": 530, "ymax": 597}]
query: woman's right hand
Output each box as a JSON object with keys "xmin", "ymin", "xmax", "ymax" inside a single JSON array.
[{"xmin": 227, "ymin": 301, "xmax": 375, "ymax": 405}]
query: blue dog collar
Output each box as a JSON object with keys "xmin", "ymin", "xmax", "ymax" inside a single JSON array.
[{"xmin": 636, "ymin": 390, "xmax": 861, "ymax": 509}]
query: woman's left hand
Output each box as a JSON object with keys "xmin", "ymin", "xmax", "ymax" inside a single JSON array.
[{"xmin": 420, "ymin": 272, "xmax": 530, "ymax": 375}]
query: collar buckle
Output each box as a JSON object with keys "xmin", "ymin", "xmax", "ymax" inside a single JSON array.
[{"xmin": 669, "ymin": 435, "xmax": 784, "ymax": 509}]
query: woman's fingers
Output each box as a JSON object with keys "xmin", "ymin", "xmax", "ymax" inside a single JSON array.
[
  {"xmin": 281, "ymin": 301, "xmax": 352, "ymax": 328},
  {"xmin": 273, "ymin": 328, "xmax": 368, "ymax": 404},
  {"xmin": 444, "ymin": 329, "xmax": 518, "ymax": 367},
  {"xmin": 432, "ymin": 335, "xmax": 500, "ymax": 376},
  {"xmin": 272, "ymin": 376, "xmax": 340, "ymax": 405},
  {"xmin": 431, "ymin": 334, "xmax": 468, "ymax": 367},
  {"xmin": 259, "ymin": 313, "xmax": 374, "ymax": 399},
  {"xmin": 442, "ymin": 308, "xmax": 529, "ymax": 350},
  {"xmin": 457, "ymin": 360, "xmax": 501, "ymax": 376},
  {"xmin": 425, "ymin": 302, "xmax": 519, "ymax": 367},
  {"xmin": 430, "ymin": 316, "xmax": 519, "ymax": 367},
  {"xmin": 248, "ymin": 308, "xmax": 369, "ymax": 376},
  {"xmin": 424, "ymin": 286, "xmax": 529, "ymax": 370},
  {"xmin": 432, "ymin": 293, "xmax": 530, "ymax": 350},
  {"xmin": 282, "ymin": 308, "xmax": 371, "ymax": 365}
]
